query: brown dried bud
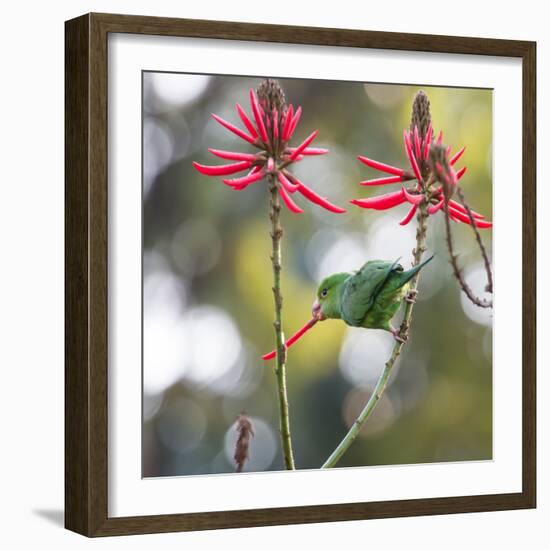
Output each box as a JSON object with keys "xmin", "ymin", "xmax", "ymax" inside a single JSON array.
[
  {"xmin": 429, "ymin": 143, "xmax": 454, "ymax": 195},
  {"xmin": 234, "ymin": 413, "xmax": 254, "ymax": 473},
  {"xmin": 256, "ymin": 79, "xmax": 287, "ymax": 113},
  {"xmin": 410, "ymin": 90, "xmax": 431, "ymax": 141}
]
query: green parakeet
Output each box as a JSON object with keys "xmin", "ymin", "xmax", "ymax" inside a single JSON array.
[{"xmin": 311, "ymin": 256, "xmax": 434, "ymax": 341}]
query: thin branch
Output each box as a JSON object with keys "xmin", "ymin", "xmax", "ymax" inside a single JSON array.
[
  {"xmin": 443, "ymin": 182, "xmax": 493, "ymax": 309},
  {"xmin": 268, "ymin": 174, "xmax": 296, "ymax": 470},
  {"xmin": 455, "ymin": 186, "xmax": 494, "ymax": 295}
]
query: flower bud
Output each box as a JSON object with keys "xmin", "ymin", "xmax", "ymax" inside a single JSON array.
[{"xmin": 410, "ymin": 90, "xmax": 431, "ymax": 141}]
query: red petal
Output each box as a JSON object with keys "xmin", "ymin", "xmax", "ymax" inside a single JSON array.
[
  {"xmin": 273, "ymin": 108, "xmax": 279, "ymax": 139},
  {"xmin": 436, "ymin": 130, "xmax": 443, "ymax": 145},
  {"xmin": 413, "ymin": 126, "xmax": 421, "ymax": 158},
  {"xmin": 448, "ymin": 212, "xmax": 461, "ymax": 223},
  {"xmin": 211, "ymin": 113, "xmax": 255, "ymax": 144},
  {"xmin": 293, "ymin": 179, "xmax": 346, "ymax": 213},
  {"xmin": 474, "ymin": 219, "xmax": 493, "ymax": 229},
  {"xmin": 448, "ymin": 199, "xmax": 485, "ymax": 219},
  {"xmin": 193, "ymin": 160, "xmax": 251, "ymax": 176},
  {"xmin": 281, "ymin": 104, "xmax": 294, "ymax": 141},
  {"xmin": 403, "ymin": 130, "xmax": 422, "ymax": 182},
  {"xmin": 249, "ymin": 89, "xmax": 268, "ymax": 142},
  {"xmin": 402, "ymin": 187, "xmax": 424, "ymax": 205},
  {"xmin": 278, "ymin": 171, "xmax": 299, "ymax": 193},
  {"xmin": 447, "ymin": 207, "xmax": 473, "ymax": 225},
  {"xmin": 423, "ymin": 123, "xmax": 433, "ymax": 160},
  {"xmin": 399, "ymin": 204, "xmax": 417, "ymax": 226},
  {"xmin": 357, "ymin": 156, "xmax": 405, "ymax": 176},
  {"xmin": 228, "ymin": 166, "xmax": 263, "ymax": 190},
  {"xmin": 235, "ymin": 103, "xmax": 258, "ymax": 139},
  {"xmin": 456, "ymin": 166, "xmax": 467, "ymax": 180},
  {"xmin": 262, "ymin": 318, "xmax": 318, "ymax": 360},
  {"xmin": 278, "ymin": 183, "xmax": 303, "ymax": 213},
  {"xmin": 287, "ymin": 147, "xmax": 329, "ymax": 156},
  {"xmin": 448, "ymin": 205, "xmax": 493, "ymax": 228},
  {"xmin": 223, "ymin": 170, "xmax": 265, "ymax": 187},
  {"xmin": 350, "ymin": 189, "xmax": 406, "ymax": 210},
  {"xmin": 450, "ymin": 146, "xmax": 465, "ymax": 166},
  {"xmin": 290, "ymin": 130, "xmax": 319, "ymax": 160},
  {"xmin": 428, "ymin": 198, "xmax": 445, "ymax": 214},
  {"xmin": 208, "ymin": 148, "xmax": 257, "ymax": 162},
  {"xmin": 287, "ymin": 106, "xmax": 302, "ymax": 140},
  {"xmin": 360, "ymin": 175, "xmax": 404, "ymax": 186}
]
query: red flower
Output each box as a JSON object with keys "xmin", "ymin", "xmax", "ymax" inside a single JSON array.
[
  {"xmin": 351, "ymin": 125, "xmax": 492, "ymax": 229},
  {"xmin": 193, "ymin": 87, "xmax": 345, "ymax": 214}
]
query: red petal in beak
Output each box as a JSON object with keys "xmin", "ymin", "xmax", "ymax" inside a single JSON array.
[{"xmin": 262, "ymin": 317, "xmax": 319, "ymax": 361}]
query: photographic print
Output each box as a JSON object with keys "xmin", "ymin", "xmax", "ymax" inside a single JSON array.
[
  {"xmin": 65, "ymin": 14, "xmax": 536, "ymax": 535},
  {"xmin": 142, "ymin": 72, "xmax": 494, "ymax": 477}
]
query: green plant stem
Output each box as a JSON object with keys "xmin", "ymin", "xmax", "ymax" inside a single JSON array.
[
  {"xmin": 321, "ymin": 199, "xmax": 429, "ymax": 469},
  {"xmin": 269, "ymin": 175, "xmax": 295, "ymax": 470}
]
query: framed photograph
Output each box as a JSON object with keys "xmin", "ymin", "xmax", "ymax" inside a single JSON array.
[{"xmin": 65, "ymin": 13, "xmax": 536, "ymax": 537}]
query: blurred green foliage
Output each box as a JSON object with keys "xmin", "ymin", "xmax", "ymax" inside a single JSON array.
[{"xmin": 142, "ymin": 73, "xmax": 493, "ymax": 477}]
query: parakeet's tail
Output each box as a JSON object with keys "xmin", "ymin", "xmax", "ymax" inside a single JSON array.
[{"xmin": 398, "ymin": 254, "xmax": 435, "ymax": 286}]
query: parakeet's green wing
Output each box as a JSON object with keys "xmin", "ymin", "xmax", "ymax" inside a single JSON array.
[{"xmin": 340, "ymin": 259, "xmax": 403, "ymax": 326}]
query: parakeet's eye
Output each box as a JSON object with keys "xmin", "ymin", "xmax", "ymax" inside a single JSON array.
[{"xmin": 321, "ymin": 288, "xmax": 328, "ymax": 297}]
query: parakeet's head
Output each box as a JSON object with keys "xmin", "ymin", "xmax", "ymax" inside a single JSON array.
[{"xmin": 312, "ymin": 273, "xmax": 349, "ymax": 321}]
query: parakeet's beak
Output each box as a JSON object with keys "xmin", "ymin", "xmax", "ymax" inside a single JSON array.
[{"xmin": 311, "ymin": 300, "xmax": 326, "ymax": 321}]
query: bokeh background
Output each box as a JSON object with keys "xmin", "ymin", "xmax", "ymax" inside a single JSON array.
[{"xmin": 142, "ymin": 73, "xmax": 493, "ymax": 477}]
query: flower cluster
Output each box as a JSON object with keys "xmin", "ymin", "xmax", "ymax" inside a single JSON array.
[
  {"xmin": 193, "ymin": 80, "xmax": 345, "ymax": 214},
  {"xmin": 350, "ymin": 115, "xmax": 492, "ymax": 229}
]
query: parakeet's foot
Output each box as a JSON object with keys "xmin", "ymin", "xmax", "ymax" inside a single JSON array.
[
  {"xmin": 390, "ymin": 327, "xmax": 408, "ymax": 344},
  {"xmin": 405, "ymin": 289, "xmax": 418, "ymax": 304}
]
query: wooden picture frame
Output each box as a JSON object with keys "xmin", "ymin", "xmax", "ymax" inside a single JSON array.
[{"xmin": 65, "ymin": 12, "xmax": 536, "ymax": 537}]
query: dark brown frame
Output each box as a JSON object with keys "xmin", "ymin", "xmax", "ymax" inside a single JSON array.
[{"xmin": 65, "ymin": 12, "xmax": 537, "ymax": 537}]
